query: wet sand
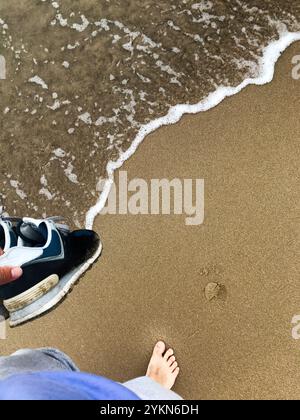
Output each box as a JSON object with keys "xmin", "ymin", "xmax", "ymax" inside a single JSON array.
[{"xmin": 2, "ymin": 42, "xmax": 300, "ymax": 400}]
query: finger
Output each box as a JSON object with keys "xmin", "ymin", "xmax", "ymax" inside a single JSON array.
[
  {"xmin": 0, "ymin": 267, "xmax": 23, "ymax": 285},
  {"xmin": 0, "ymin": 249, "xmax": 3, "ymax": 256}
]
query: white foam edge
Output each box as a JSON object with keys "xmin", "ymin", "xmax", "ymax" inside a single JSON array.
[{"xmin": 85, "ymin": 31, "xmax": 300, "ymax": 229}]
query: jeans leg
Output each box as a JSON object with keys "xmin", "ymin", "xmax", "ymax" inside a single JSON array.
[
  {"xmin": 123, "ymin": 376, "xmax": 183, "ymax": 400},
  {"xmin": 0, "ymin": 348, "xmax": 79, "ymax": 380}
]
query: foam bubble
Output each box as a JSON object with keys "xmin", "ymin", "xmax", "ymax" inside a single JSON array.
[{"xmin": 28, "ymin": 75, "xmax": 48, "ymax": 90}]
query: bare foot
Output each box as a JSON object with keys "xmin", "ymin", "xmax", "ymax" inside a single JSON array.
[{"xmin": 146, "ymin": 341, "xmax": 180, "ymax": 389}]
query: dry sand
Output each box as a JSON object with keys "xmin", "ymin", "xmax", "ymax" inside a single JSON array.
[{"xmin": 2, "ymin": 42, "xmax": 300, "ymax": 400}]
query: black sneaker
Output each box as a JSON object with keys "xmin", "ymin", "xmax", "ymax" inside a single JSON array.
[{"xmin": 0, "ymin": 217, "xmax": 102, "ymax": 326}]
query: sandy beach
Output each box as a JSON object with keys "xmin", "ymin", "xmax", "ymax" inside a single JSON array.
[{"xmin": 1, "ymin": 41, "xmax": 300, "ymax": 400}]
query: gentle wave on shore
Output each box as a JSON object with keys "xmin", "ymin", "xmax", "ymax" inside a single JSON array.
[{"xmin": 0, "ymin": 0, "xmax": 299, "ymax": 226}]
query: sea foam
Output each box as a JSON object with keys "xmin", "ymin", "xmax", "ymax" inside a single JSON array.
[{"xmin": 85, "ymin": 31, "xmax": 300, "ymax": 229}]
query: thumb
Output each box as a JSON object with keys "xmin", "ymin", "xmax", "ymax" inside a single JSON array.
[{"xmin": 0, "ymin": 267, "xmax": 23, "ymax": 285}]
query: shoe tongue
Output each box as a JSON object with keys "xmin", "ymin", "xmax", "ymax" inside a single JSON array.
[{"xmin": 18, "ymin": 222, "xmax": 48, "ymax": 247}]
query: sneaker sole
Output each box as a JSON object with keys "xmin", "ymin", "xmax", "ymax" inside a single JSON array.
[
  {"xmin": 5, "ymin": 241, "xmax": 102, "ymax": 327},
  {"xmin": 3, "ymin": 274, "xmax": 60, "ymax": 313}
]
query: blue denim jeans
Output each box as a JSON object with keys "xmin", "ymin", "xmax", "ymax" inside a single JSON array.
[{"xmin": 0, "ymin": 348, "xmax": 182, "ymax": 400}]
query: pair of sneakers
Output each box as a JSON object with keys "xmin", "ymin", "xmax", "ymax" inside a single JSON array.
[{"xmin": 0, "ymin": 217, "xmax": 102, "ymax": 327}]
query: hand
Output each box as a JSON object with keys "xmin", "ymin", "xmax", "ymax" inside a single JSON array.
[{"xmin": 0, "ymin": 249, "xmax": 23, "ymax": 286}]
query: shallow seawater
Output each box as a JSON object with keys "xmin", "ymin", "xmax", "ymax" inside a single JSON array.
[{"xmin": 0, "ymin": 0, "xmax": 299, "ymax": 226}]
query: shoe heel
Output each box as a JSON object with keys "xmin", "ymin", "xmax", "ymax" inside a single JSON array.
[{"xmin": 3, "ymin": 275, "xmax": 59, "ymax": 313}]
